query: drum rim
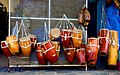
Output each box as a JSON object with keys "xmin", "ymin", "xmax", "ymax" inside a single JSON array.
[
  {"xmin": 51, "ymin": 41, "xmax": 60, "ymax": 44},
  {"xmin": 72, "ymin": 29, "xmax": 82, "ymax": 33},
  {"xmin": 19, "ymin": 37, "xmax": 30, "ymax": 41},
  {"xmin": 28, "ymin": 34, "xmax": 36, "ymax": 38},
  {"xmin": 37, "ymin": 42, "xmax": 41, "ymax": 45},
  {"xmin": 88, "ymin": 37, "xmax": 99, "ymax": 40},
  {"xmin": 6, "ymin": 35, "xmax": 17, "ymax": 41},
  {"xmin": 61, "ymin": 29, "xmax": 72, "ymax": 32},
  {"xmin": 42, "ymin": 39, "xmax": 51, "ymax": 45},
  {"xmin": 99, "ymin": 28, "xmax": 109, "ymax": 31},
  {"xmin": 1, "ymin": 41, "xmax": 8, "ymax": 48}
]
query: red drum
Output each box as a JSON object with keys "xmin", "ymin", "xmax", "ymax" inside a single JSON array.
[
  {"xmin": 86, "ymin": 37, "xmax": 99, "ymax": 62},
  {"xmin": 1, "ymin": 41, "xmax": 12, "ymax": 57},
  {"xmin": 41, "ymin": 40, "xmax": 58, "ymax": 64},
  {"xmin": 28, "ymin": 34, "xmax": 37, "ymax": 49},
  {"xmin": 76, "ymin": 44, "xmax": 86, "ymax": 65},
  {"xmin": 61, "ymin": 29, "xmax": 71, "ymax": 47},
  {"xmin": 36, "ymin": 42, "xmax": 47, "ymax": 65},
  {"xmin": 64, "ymin": 42, "xmax": 75, "ymax": 63},
  {"xmin": 98, "ymin": 29, "xmax": 110, "ymax": 56}
]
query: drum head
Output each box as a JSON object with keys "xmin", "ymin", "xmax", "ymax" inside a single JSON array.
[{"xmin": 19, "ymin": 37, "xmax": 30, "ymax": 41}]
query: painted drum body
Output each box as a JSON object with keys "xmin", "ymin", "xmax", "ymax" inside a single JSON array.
[
  {"xmin": 19, "ymin": 37, "xmax": 31, "ymax": 56},
  {"xmin": 41, "ymin": 40, "xmax": 58, "ymax": 64},
  {"xmin": 36, "ymin": 42, "xmax": 46, "ymax": 65},
  {"xmin": 1, "ymin": 41, "xmax": 12, "ymax": 57},
  {"xmin": 6, "ymin": 35, "xmax": 19, "ymax": 55}
]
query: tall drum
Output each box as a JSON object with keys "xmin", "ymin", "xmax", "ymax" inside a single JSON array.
[
  {"xmin": 72, "ymin": 29, "xmax": 82, "ymax": 48},
  {"xmin": 36, "ymin": 42, "xmax": 47, "ymax": 65},
  {"xmin": 1, "ymin": 41, "xmax": 12, "ymax": 57},
  {"xmin": 61, "ymin": 29, "xmax": 71, "ymax": 47},
  {"xmin": 76, "ymin": 44, "xmax": 86, "ymax": 65},
  {"xmin": 98, "ymin": 29, "xmax": 110, "ymax": 56},
  {"xmin": 41, "ymin": 40, "xmax": 58, "ymax": 64},
  {"xmin": 6, "ymin": 35, "xmax": 19, "ymax": 55},
  {"xmin": 86, "ymin": 37, "xmax": 99, "ymax": 65},
  {"xmin": 19, "ymin": 37, "xmax": 31, "ymax": 57},
  {"xmin": 108, "ymin": 30, "xmax": 119, "ymax": 66}
]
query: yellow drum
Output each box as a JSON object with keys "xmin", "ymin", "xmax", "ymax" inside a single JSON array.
[
  {"xmin": 72, "ymin": 29, "xmax": 82, "ymax": 48},
  {"xmin": 6, "ymin": 35, "xmax": 19, "ymax": 55},
  {"xmin": 19, "ymin": 37, "xmax": 31, "ymax": 56},
  {"xmin": 108, "ymin": 30, "xmax": 119, "ymax": 66},
  {"xmin": 51, "ymin": 41, "xmax": 60, "ymax": 57}
]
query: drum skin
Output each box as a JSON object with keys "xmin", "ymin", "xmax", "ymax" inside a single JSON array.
[
  {"xmin": 76, "ymin": 44, "xmax": 86, "ymax": 65},
  {"xmin": 36, "ymin": 42, "xmax": 46, "ymax": 65},
  {"xmin": 19, "ymin": 37, "xmax": 31, "ymax": 57},
  {"xmin": 41, "ymin": 40, "xmax": 58, "ymax": 64},
  {"xmin": 86, "ymin": 38, "xmax": 99, "ymax": 62},
  {"xmin": 108, "ymin": 30, "xmax": 119, "ymax": 66},
  {"xmin": 61, "ymin": 29, "xmax": 71, "ymax": 47},
  {"xmin": 51, "ymin": 41, "xmax": 60, "ymax": 57},
  {"xmin": 98, "ymin": 29, "xmax": 110, "ymax": 56},
  {"xmin": 1, "ymin": 41, "xmax": 12, "ymax": 57},
  {"xmin": 6, "ymin": 35, "xmax": 19, "ymax": 55},
  {"xmin": 64, "ymin": 42, "xmax": 75, "ymax": 63},
  {"xmin": 72, "ymin": 29, "xmax": 82, "ymax": 48},
  {"xmin": 50, "ymin": 28, "xmax": 61, "ymax": 39}
]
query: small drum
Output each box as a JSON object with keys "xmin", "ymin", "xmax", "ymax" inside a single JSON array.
[
  {"xmin": 64, "ymin": 42, "xmax": 75, "ymax": 63},
  {"xmin": 19, "ymin": 37, "xmax": 31, "ymax": 56},
  {"xmin": 72, "ymin": 29, "xmax": 82, "ymax": 48},
  {"xmin": 28, "ymin": 34, "xmax": 37, "ymax": 49},
  {"xmin": 36, "ymin": 42, "xmax": 47, "ymax": 65},
  {"xmin": 86, "ymin": 37, "xmax": 99, "ymax": 62},
  {"xmin": 1, "ymin": 41, "xmax": 12, "ymax": 57},
  {"xmin": 108, "ymin": 30, "xmax": 119, "ymax": 66},
  {"xmin": 6, "ymin": 35, "xmax": 19, "ymax": 55},
  {"xmin": 50, "ymin": 28, "xmax": 61, "ymax": 39},
  {"xmin": 51, "ymin": 41, "xmax": 60, "ymax": 57},
  {"xmin": 61, "ymin": 29, "xmax": 71, "ymax": 47},
  {"xmin": 41, "ymin": 40, "xmax": 58, "ymax": 64},
  {"xmin": 76, "ymin": 44, "xmax": 86, "ymax": 65},
  {"xmin": 98, "ymin": 29, "xmax": 110, "ymax": 56}
]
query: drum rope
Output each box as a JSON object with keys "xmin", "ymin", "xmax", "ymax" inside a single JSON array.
[
  {"xmin": 20, "ymin": 44, "xmax": 31, "ymax": 48},
  {"xmin": 43, "ymin": 46, "xmax": 55, "ymax": 53}
]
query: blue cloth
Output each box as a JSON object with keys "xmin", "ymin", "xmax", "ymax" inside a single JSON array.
[{"xmin": 106, "ymin": 4, "xmax": 120, "ymax": 49}]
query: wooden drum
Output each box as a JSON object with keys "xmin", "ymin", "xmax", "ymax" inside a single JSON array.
[
  {"xmin": 76, "ymin": 44, "xmax": 86, "ymax": 65},
  {"xmin": 98, "ymin": 29, "xmax": 110, "ymax": 56},
  {"xmin": 61, "ymin": 29, "xmax": 71, "ymax": 47},
  {"xmin": 72, "ymin": 29, "xmax": 82, "ymax": 48},
  {"xmin": 86, "ymin": 37, "xmax": 99, "ymax": 63},
  {"xmin": 36, "ymin": 42, "xmax": 47, "ymax": 65},
  {"xmin": 1, "ymin": 41, "xmax": 12, "ymax": 57},
  {"xmin": 108, "ymin": 30, "xmax": 119, "ymax": 66},
  {"xmin": 41, "ymin": 40, "xmax": 58, "ymax": 64},
  {"xmin": 19, "ymin": 37, "xmax": 31, "ymax": 57},
  {"xmin": 6, "ymin": 35, "xmax": 19, "ymax": 55}
]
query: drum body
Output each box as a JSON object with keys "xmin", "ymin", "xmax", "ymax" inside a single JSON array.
[
  {"xmin": 98, "ymin": 29, "xmax": 109, "ymax": 56},
  {"xmin": 28, "ymin": 34, "xmax": 37, "ymax": 49},
  {"xmin": 6, "ymin": 35, "xmax": 19, "ymax": 55},
  {"xmin": 36, "ymin": 42, "xmax": 46, "ymax": 65},
  {"xmin": 86, "ymin": 38, "xmax": 99, "ymax": 63},
  {"xmin": 19, "ymin": 37, "xmax": 31, "ymax": 57},
  {"xmin": 1, "ymin": 41, "xmax": 12, "ymax": 57},
  {"xmin": 51, "ymin": 41, "xmax": 60, "ymax": 57},
  {"xmin": 64, "ymin": 42, "xmax": 75, "ymax": 63},
  {"xmin": 72, "ymin": 29, "xmax": 82, "ymax": 48},
  {"xmin": 76, "ymin": 44, "xmax": 86, "ymax": 65},
  {"xmin": 61, "ymin": 29, "xmax": 71, "ymax": 47},
  {"xmin": 41, "ymin": 40, "xmax": 58, "ymax": 64},
  {"xmin": 108, "ymin": 30, "xmax": 119, "ymax": 66}
]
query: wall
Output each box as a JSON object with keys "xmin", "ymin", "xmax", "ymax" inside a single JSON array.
[{"xmin": 1, "ymin": 0, "xmax": 9, "ymax": 12}]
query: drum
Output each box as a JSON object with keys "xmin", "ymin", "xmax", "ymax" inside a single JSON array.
[
  {"xmin": 6, "ymin": 35, "xmax": 19, "ymax": 55},
  {"xmin": 76, "ymin": 44, "xmax": 86, "ymax": 65},
  {"xmin": 19, "ymin": 37, "xmax": 31, "ymax": 56},
  {"xmin": 1, "ymin": 41, "xmax": 12, "ymax": 57},
  {"xmin": 51, "ymin": 41, "xmax": 60, "ymax": 57},
  {"xmin": 36, "ymin": 42, "xmax": 47, "ymax": 65},
  {"xmin": 108, "ymin": 30, "xmax": 119, "ymax": 66},
  {"xmin": 28, "ymin": 34, "xmax": 37, "ymax": 49},
  {"xmin": 64, "ymin": 42, "xmax": 75, "ymax": 63},
  {"xmin": 72, "ymin": 29, "xmax": 82, "ymax": 48},
  {"xmin": 61, "ymin": 29, "xmax": 71, "ymax": 47},
  {"xmin": 41, "ymin": 40, "xmax": 58, "ymax": 64},
  {"xmin": 86, "ymin": 37, "xmax": 99, "ymax": 62},
  {"xmin": 98, "ymin": 29, "xmax": 110, "ymax": 56},
  {"xmin": 50, "ymin": 28, "xmax": 61, "ymax": 39}
]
